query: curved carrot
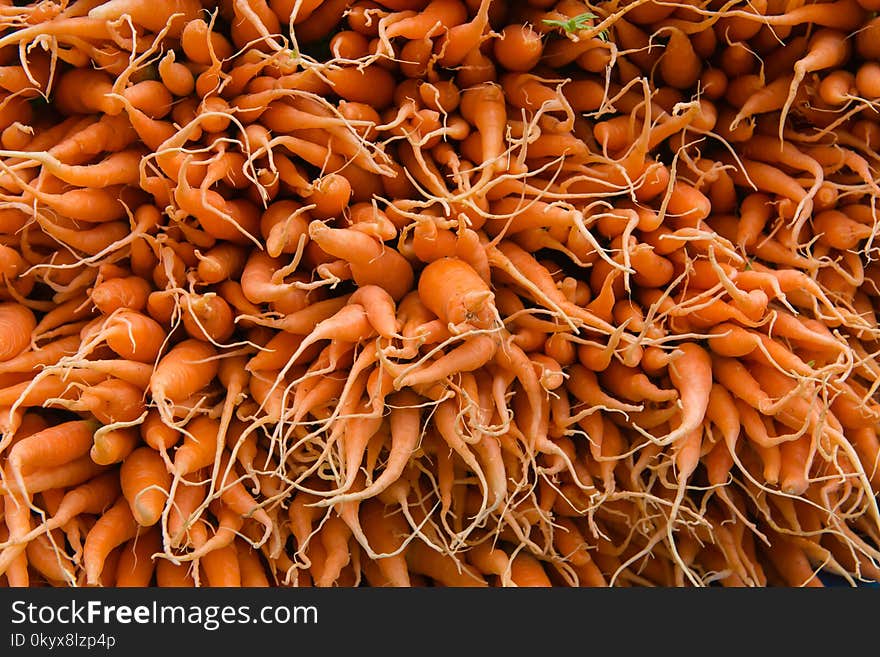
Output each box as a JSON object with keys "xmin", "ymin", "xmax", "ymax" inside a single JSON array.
[{"xmin": 121, "ymin": 447, "xmax": 172, "ymax": 527}]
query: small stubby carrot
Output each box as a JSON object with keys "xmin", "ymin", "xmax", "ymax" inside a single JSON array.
[
  {"xmin": 811, "ymin": 209, "xmax": 873, "ymax": 250},
  {"xmin": 71, "ymin": 378, "xmax": 147, "ymax": 425},
  {"xmin": 90, "ymin": 276, "xmax": 152, "ymax": 315},
  {"xmin": 149, "ymin": 339, "xmax": 219, "ymax": 406},
  {"xmin": 91, "ymin": 426, "xmax": 141, "ymax": 466},
  {"xmin": 348, "ymin": 285, "xmax": 401, "ymax": 339},
  {"xmin": 494, "ymin": 22, "xmax": 543, "ymax": 72},
  {"xmin": 659, "ymin": 27, "xmax": 701, "ymax": 90},
  {"xmin": 121, "ymin": 447, "xmax": 172, "ymax": 527},
  {"xmin": 157, "ymin": 50, "xmax": 195, "ymax": 98},
  {"xmin": 180, "ymin": 293, "xmax": 235, "ymax": 344},
  {"xmin": 567, "ymin": 364, "xmax": 642, "ymax": 414},
  {"xmin": 602, "ymin": 359, "xmax": 678, "ymax": 404},
  {"xmin": 196, "ymin": 242, "xmax": 249, "ymax": 285},
  {"xmin": 97, "ymin": 310, "xmax": 167, "ymax": 364},
  {"xmin": 137, "ymin": 410, "xmax": 178, "ymax": 456},
  {"xmin": 417, "ymin": 257, "xmax": 496, "ymax": 332}
]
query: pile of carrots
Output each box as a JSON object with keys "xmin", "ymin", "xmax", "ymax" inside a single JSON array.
[{"xmin": 0, "ymin": 0, "xmax": 878, "ymax": 588}]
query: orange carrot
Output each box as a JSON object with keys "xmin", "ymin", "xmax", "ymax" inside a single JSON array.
[
  {"xmin": 0, "ymin": 302, "xmax": 35, "ymax": 362},
  {"xmin": 116, "ymin": 527, "xmax": 162, "ymax": 587},
  {"xmin": 82, "ymin": 497, "xmax": 139, "ymax": 586},
  {"xmin": 149, "ymin": 339, "xmax": 219, "ymax": 405},
  {"xmin": 121, "ymin": 447, "xmax": 172, "ymax": 527}
]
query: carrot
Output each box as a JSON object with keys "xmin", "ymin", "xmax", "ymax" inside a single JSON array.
[
  {"xmin": 116, "ymin": 527, "xmax": 162, "ymax": 587},
  {"xmin": 405, "ymin": 539, "xmax": 488, "ymax": 587},
  {"xmin": 349, "ymin": 285, "xmax": 400, "ymax": 339},
  {"xmin": 0, "ymin": 302, "xmax": 35, "ymax": 362},
  {"xmin": 26, "ymin": 531, "xmax": 77, "ymax": 585},
  {"xmin": 459, "ymin": 82, "xmax": 507, "ymax": 180},
  {"xmin": 567, "ymin": 364, "xmax": 642, "ymax": 414},
  {"xmin": 172, "ymin": 416, "xmax": 221, "ymax": 477},
  {"xmin": 240, "ymin": 250, "xmax": 305, "ymax": 306},
  {"xmin": 602, "ymin": 359, "xmax": 678, "ymax": 404},
  {"xmin": 194, "ymin": 542, "xmax": 240, "ymax": 585},
  {"xmin": 175, "ymin": 499, "xmax": 245, "ymax": 564},
  {"xmin": 67, "ymin": 378, "xmax": 146, "ymax": 425},
  {"xmin": 811, "ymin": 209, "xmax": 873, "ymax": 250},
  {"xmin": 155, "ymin": 559, "xmax": 196, "ymax": 587},
  {"xmin": 659, "ymin": 27, "xmax": 701, "ymax": 90},
  {"xmin": 52, "ymin": 68, "xmax": 120, "ymax": 116},
  {"xmin": 508, "ymin": 552, "xmax": 553, "ymax": 587},
  {"xmin": 245, "ymin": 333, "xmax": 307, "ymax": 373},
  {"xmin": 158, "ymin": 51, "xmax": 195, "ymax": 98},
  {"xmin": 494, "ymin": 23, "xmax": 544, "ymax": 72},
  {"xmin": 767, "ymin": 0, "xmax": 866, "ymax": 28},
  {"xmin": 181, "ymin": 293, "xmax": 235, "ymax": 344},
  {"xmin": 778, "ymin": 29, "xmax": 850, "ymax": 138},
  {"xmin": 82, "ymin": 497, "xmax": 139, "ymax": 586},
  {"xmin": 308, "ymin": 222, "xmax": 414, "ymax": 301},
  {"xmin": 819, "ymin": 69, "xmax": 857, "ymax": 106},
  {"xmin": 395, "ymin": 333, "xmax": 499, "ymax": 389},
  {"xmin": 649, "ymin": 343, "xmax": 712, "ymax": 447},
  {"xmin": 0, "ymin": 372, "xmax": 95, "ymax": 410},
  {"xmin": 121, "ymin": 447, "xmax": 172, "ymax": 527},
  {"xmin": 260, "ymin": 202, "xmax": 310, "ymax": 258},
  {"xmin": 149, "ymin": 339, "xmax": 219, "ymax": 405},
  {"xmin": 323, "ymin": 392, "xmax": 422, "ymax": 506},
  {"xmin": 165, "ymin": 470, "xmax": 208, "ymax": 550},
  {"xmin": 381, "ymin": 0, "xmax": 465, "ymax": 42},
  {"xmin": 95, "ymin": 310, "xmax": 167, "ymax": 363},
  {"xmin": 763, "ymin": 531, "xmax": 823, "ymax": 587},
  {"xmin": 435, "ymin": 0, "xmax": 493, "ymax": 67},
  {"xmin": 417, "ymin": 256, "xmax": 496, "ymax": 332},
  {"xmin": 5, "ymin": 149, "xmax": 143, "ymax": 187},
  {"xmin": 91, "ymin": 427, "xmax": 141, "ymax": 466},
  {"xmin": 0, "ymin": 451, "xmax": 111, "ymax": 497},
  {"xmin": 237, "ymin": 541, "xmax": 270, "ymax": 586},
  {"xmin": 87, "ymin": 0, "xmax": 201, "ymax": 37},
  {"xmin": 7, "ymin": 419, "xmax": 98, "ymax": 481},
  {"xmin": 215, "ymin": 455, "xmax": 277, "ymax": 554},
  {"xmin": 90, "ymin": 276, "xmax": 152, "ymax": 315},
  {"xmin": 0, "ymin": 335, "xmax": 79, "ymax": 376},
  {"xmin": 729, "ymin": 73, "xmax": 793, "ymax": 128}
]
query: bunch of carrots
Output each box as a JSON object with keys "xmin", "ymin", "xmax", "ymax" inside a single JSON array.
[{"xmin": 0, "ymin": 0, "xmax": 878, "ymax": 587}]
